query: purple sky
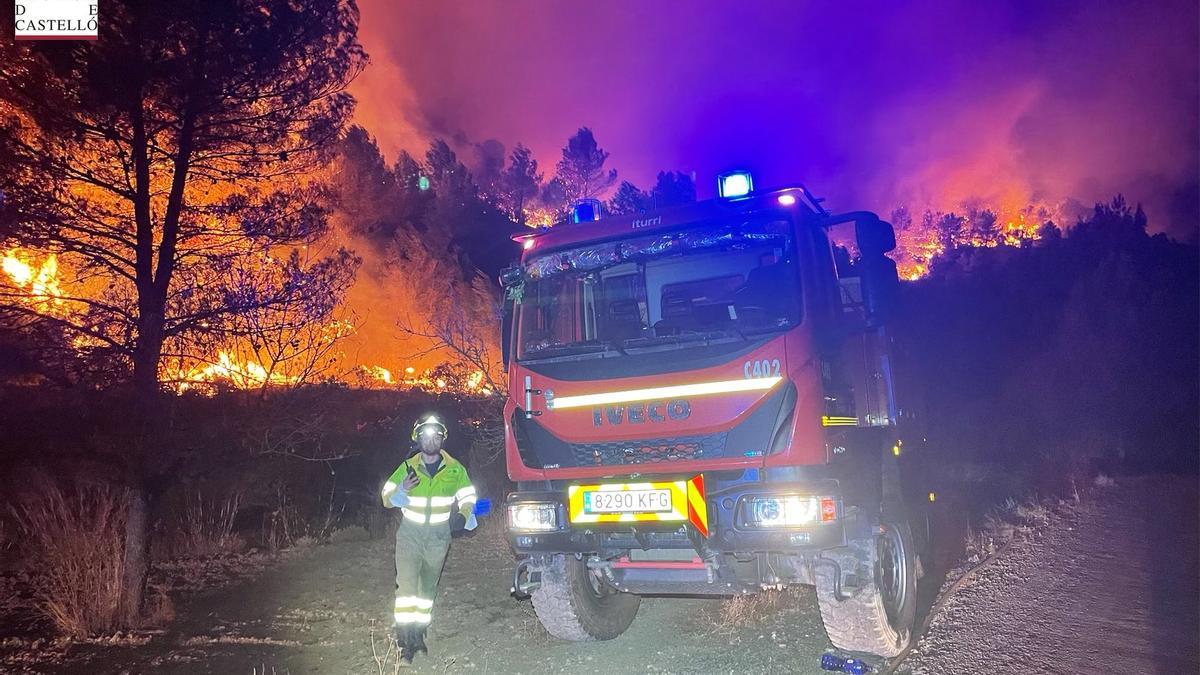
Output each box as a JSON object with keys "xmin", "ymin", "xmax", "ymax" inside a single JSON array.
[{"xmin": 352, "ymin": 0, "xmax": 1198, "ymax": 237}]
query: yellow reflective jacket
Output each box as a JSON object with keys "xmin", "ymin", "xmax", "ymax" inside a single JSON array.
[{"xmin": 381, "ymin": 450, "xmax": 476, "ymax": 526}]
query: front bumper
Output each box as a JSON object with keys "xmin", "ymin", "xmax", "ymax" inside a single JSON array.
[{"xmin": 505, "ymin": 479, "xmax": 853, "ymax": 556}]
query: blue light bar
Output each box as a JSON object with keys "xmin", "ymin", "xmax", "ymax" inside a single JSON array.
[
  {"xmin": 718, "ymin": 171, "xmax": 753, "ymax": 198},
  {"xmin": 572, "ymin": 199, "xmax": 603, "ymax": 223}
]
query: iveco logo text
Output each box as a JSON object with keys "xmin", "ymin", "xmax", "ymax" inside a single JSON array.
[{"xmin": 592, "ymin": 399, "xmax": 690, "ymax": 426}]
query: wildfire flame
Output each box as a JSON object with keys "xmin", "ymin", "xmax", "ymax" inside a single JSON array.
[
  {"xmin": 173, "ymin": 351, "xmax": 301, "ymax": 393},
  {"xmin": 522, "ymin": 206, "xmax": 557, "ymax": 228},
  {"xmin": 364, "ymin": 364, "xmax": 393, "ymax": 385},
  {"xmin": 2, "ymin": 248, "xmax": 66, "ymax": 315},
  {"xmin": 892, "ymin": 207, "xmax": 1047, "ymax": 280}
]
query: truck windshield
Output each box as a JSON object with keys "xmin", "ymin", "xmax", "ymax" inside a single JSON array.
[{"xmin": 516, "ymin": 218, "xmax": 800, "ymax": 361}]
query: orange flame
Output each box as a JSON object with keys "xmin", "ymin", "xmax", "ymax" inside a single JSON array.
[
  {"xmin": 2, "ymin": 248, "xmax": 67, "ymax": 315},
  {"xmin": 172, "ymin": 351, "xmax": 301, "ymax": 393}
]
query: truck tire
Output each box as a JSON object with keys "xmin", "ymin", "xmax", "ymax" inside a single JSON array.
[
  {"xmin": 815, "ymin": 522, "xmax": 917, "ymax": 657},
  {"xmin": 531, "ymin": 554, "xmax": 640, "ymax": 641}
]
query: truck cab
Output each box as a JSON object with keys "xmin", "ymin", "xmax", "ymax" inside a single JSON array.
[{"xmin": 499, "ymin": 174, "xmax": 916, "ymax": 657}]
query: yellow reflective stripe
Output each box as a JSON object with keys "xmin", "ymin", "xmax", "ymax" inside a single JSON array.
[
  {"xmin": 454, "ymin": 485, "xmax": 476, "ymax": 501},
  {"xmin": 381, "ymin": 481, "xmax": 398, "ymax": 498},
  {"xmin": 821, "ymin": 415, "xmax": 858, "ymax": 427},
  {"xmin": 401, "ymin": 508, "xmax": 426, "ymax": 523},
  {"xmin": 394, "ymin": 611, "xmax": 432, "ymax": 625},
  {"xmin": 428, "ymin": 511, "xmax": 451, "ymax": 524}
]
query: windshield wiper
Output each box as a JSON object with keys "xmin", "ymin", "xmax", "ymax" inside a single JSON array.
[
  {"xmin": 604, "ymin": 338, "xmax": 628, "ymax": 355},
  {"xmin": 523, "ymin": 339, "xmax": 626, "ymax": 359},
  {"xmin": 628, "ymin": 328, "xmax": 747, "ymax": 348},
  {"xmin": 674, "ymin": 328, "xmax": 748, "ymax": 344}
]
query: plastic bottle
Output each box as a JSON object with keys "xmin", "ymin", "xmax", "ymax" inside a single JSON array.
[{"xmin": 820, "ymin": 652, "xmax": 872, "ymax": 674}]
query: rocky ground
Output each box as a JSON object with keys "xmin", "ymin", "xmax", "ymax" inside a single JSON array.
[{"xmin": 901, "ymin": 476, "xmax": 1199, "ymax": 675}]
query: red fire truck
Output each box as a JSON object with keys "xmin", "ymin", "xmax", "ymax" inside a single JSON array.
[{"xmin": 499, "ymin": 172, "xmax": 918, "ymax": 657}]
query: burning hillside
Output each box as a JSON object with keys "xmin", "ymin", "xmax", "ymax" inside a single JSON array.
[{"xmin": 0, "ymin": 243, "xmax": 492, "ymax": 396}]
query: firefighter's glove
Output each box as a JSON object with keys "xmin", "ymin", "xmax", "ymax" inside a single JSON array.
[
  {"xmin": 388, "ymin": 489, "xmax": 409, "ymax": 508},
  {"xmin": 450, "ymin": 512, "xmax": 467, "ymax": 532}
]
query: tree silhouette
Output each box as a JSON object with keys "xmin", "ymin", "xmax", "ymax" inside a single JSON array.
[
  {"xmin": 608, "ymin": 180, "xmax": 651, "ymax": 215},
  {"xmin": 650, "ymin": 171, "xmax": 698, "ymax": 208},
  {"xmin": 496, "ymin": 144, "xmax": 543, "ymax": 225},
  {"xmin": 552, "ymin": 127, "xmax": 617, "ymax": 210},
  {"xmin": 0, "ymin": 0, "xmax": 364, "ymax": 623},
  {"xmin": 607, "ymin": 171, "xmax": 696, "ymax": 216}
]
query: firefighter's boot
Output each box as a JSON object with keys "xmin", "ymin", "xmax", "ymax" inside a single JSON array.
[
  {"xmin": 392, "ymin": 625, "xmax": 414, "ymax": 663},
  {"xmin": 412, "ymin": 627, "xmax": 428, "ymax": 656}
]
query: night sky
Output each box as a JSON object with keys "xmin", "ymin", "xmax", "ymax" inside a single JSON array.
[{"xmin": 353, "ymin": 0, "xmax": 1199, "ymax": 237}]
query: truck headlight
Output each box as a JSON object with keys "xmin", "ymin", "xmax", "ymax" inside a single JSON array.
[
  {"xmin": 507, "ymin": 502, "xmax": 559, "ymax": 532},
  {"xmin": 740, "ymin": 495, "xmax": 837, "ymax": 528}
]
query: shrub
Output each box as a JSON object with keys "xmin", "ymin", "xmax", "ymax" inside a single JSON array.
[{"xmin": 11, "ymin": 482, "xmax": 128, "ymax": 637}]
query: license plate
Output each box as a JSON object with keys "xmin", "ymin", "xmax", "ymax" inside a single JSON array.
[
  {"xmin": 584, "ymin": 489, "xmax": 672, "ymax": 514},
  {"xmin": 566, "ymin": 477, "xmax": 711, "ymax": 537}
]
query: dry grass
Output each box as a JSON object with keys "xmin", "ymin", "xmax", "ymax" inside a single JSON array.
[
  {"xmin": 964, "ymin": 495, "xmax": 1056, "ymax": 564},
  {"xmin": 158, "ymin": 490, "xmax": 246, "ymax": 559},
  {"xmin": 10, "ymin": 481, "xmax": 129, "ymax": 637},
  {"xmin": 368, "ymin": 623, "xmax": 405, "ymax": 675},
  {"xmin": 710, "ymin": 588, "xmax": 792, "ymax": 628},
  {"xmin": 180, "ymin": 490, "xmax": 245, "ymax": 557}
]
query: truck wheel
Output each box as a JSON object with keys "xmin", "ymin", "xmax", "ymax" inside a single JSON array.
[
  {"xmin": 815, "ymin": 522, "xmax": 917, "ymax": 657},
  {"xmin": 531, "ymin": 554, "xmax": 640, "ymax": 641}
]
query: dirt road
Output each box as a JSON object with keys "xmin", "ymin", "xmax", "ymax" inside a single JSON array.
[
  {"xmin": 902, "ymin": 477, "xmax": 1199, "ymax": 675},
  {"xmin": 29, "ymin": 522, "xmax": 843, "ymax": 674},
  {"xmin": 7, "ymin": 476, "xmax": 1195, "ymax": 674}
]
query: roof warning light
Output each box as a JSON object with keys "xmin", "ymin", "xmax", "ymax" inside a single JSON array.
[
  {"xmin": 572, "ymin": 199, "xmax": 603, "ymax": 223},
  {"xmin": 718, "ymin": 171, "xmax": 753, "ymax": 199}
]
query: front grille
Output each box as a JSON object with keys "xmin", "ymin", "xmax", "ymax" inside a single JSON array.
[
  {"xmin": 601, "ymin": 530, "xmax": 692, "ymax": 549},
  {"xmin": 570, "ymin": 432, "xmax": 728, "ymax": 466}
]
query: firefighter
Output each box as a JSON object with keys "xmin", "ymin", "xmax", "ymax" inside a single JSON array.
[{"xmin": 380, "ymin": 414, "xmax": 477, "ymax": 661}]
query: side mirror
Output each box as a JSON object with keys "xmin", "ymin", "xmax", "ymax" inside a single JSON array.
[
  {"xmin": 499, "ymin": 264, "xmax": 523, "ymax": 288},
  {"xmin": 856, "ymin": 215, "xmax": 896, "ymax": 257},
  {"xmin": 861, "ymin": 255, "xmax": 900, "ymax": 325}
]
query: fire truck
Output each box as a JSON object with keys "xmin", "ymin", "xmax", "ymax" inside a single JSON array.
[{"xmin": 498, "ymin": 172, "xmax": 918, "ymax": 657}]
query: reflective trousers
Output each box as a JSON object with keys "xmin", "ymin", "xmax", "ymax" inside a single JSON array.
[{"xmin": 393, "ymin": 517, "xmax": 451, "ymax": 627}]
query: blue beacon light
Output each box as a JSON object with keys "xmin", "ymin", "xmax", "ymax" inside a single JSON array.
[{"xmin": 572, "ymin": 199, "xmax": 603, "ymax": 223}]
